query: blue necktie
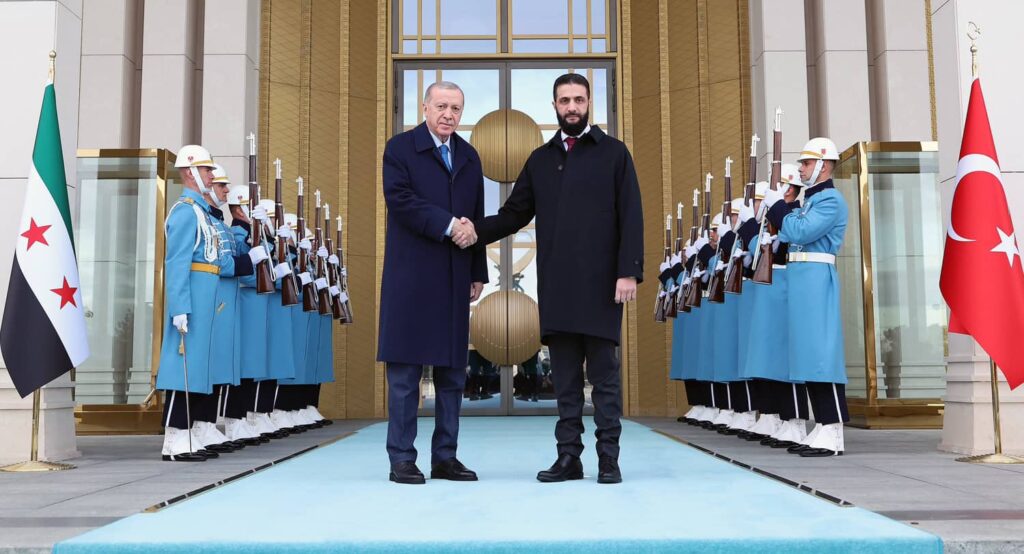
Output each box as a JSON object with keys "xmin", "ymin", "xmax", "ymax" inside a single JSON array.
[{"xmin": 439, "ymin": 144, "xmax": 452, "ymax": 172}]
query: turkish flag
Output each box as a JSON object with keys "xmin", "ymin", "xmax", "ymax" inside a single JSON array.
[{"xmin": 940, "ymin": 78, "xmax": 1024, "ymax": 389}]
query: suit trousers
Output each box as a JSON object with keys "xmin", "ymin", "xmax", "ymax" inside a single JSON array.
[
  {"xmin": 547, "ymin": 333, "xmax": 622, "ymax": 460},
  {"xmin": 386, "ymin": 364, "xmax": 466, "ymax": 465}
]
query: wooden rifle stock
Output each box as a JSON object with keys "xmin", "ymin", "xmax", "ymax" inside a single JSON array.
[
  {"xmin": 708, "ymin": 159, "xmax": 733, "ymax": 303},
  {"xmin": 654, "ymin": 228, "xmax": 670, "ymax": 322},
  {"xmin": 336, "ymin": 226, "xmax": 353, "ymax": 324},
  {"xmin": 323, "ymin": 207, "xmax": 344, "ymax": 320},
  {"xmin": 249, "ymin": 148, "xmax": 275, "ymax": 294},
  {"xmin": 666, "ymin": 212, "xmax": 684, "ymax": 318},
  {"xmin": 296, "ymin": 186, "xmax": 318, "ymax": 312},
  {"xmin": 724, "ymin": 179, "xmax": 755, "ymax": 294},
  {"xmin": 677, "ymin": 203, "xmax": 699, "ymax": 313},
  {"xmin": 753, "ymin": 111, "xmax": 783, "ymax": 284},
  {"xmin": 275, "ymin": 176, "xmax": 299, "ymax": 306},
  {"xmin": 314, "ymin": 203, "xmax": 331, "ymax": 315},
  {"xmin": 684, "ymin": 183, "xmax": 713, "ymax": 309}
]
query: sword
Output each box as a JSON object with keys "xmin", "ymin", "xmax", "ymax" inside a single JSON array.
[{"xmin": 178, "ymin": 331, "xmax": 196, "ymax": 455}]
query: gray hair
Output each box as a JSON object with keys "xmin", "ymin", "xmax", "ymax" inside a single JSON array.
[{"xmin": 424, "ymin": 81, "xmax": 464, "ymax": 103}]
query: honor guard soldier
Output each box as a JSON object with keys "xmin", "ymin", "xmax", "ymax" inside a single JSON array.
[
  {"xmin": 158, "ymin": 145, "xmax": 265, "ymax": 461},
  {"xmin": 693, "ymin": 216, "xmax": 722, "ymax": 427},
  {"xmin": 763, "ymin": 138, "xmax": 849, "ymax": 457},
  {"xmin": 720, "ymin": 198, "xmax": 757, "ymax": 435}
]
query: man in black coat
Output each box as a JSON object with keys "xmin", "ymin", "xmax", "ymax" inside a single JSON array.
[
  {"xmin": 460, "ymin": 73, "xmax": 644, "ymax": 483},
  {"xmin": 379, "ymin": 81, "xmax": 488, "ymax": 484}
]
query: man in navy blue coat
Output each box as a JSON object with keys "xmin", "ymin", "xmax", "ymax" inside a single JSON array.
[{"xmin": 378, "ymin": 81, "xmax": 488, "ymax": 484}]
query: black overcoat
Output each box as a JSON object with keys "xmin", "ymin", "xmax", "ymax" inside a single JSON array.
[
  {"xmin": 475, "ymin": 126, "xmax": 644, "ymax": 344},
  {"xmin": 377, "ymin": 123, "xmax": 488, "ymax": 367}
]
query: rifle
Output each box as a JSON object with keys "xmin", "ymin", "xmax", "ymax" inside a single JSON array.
[
  {"xmin": 313, "ymin": 191, "xmax": 331, "ymax": 315},
  {"xmin": 684, "ymin": 174, "xmax": 713, "ymax": 308},
  {"xmin": 296, "ymin": 177, "xmax": 318, "ymax": 312},
  {"xmin": 665, "ymin": 202, "xmax": 685, "ymax": 318},
  {"xmin": 336, "ymin": 216, "xmax": 354, "ymax": 324},
  {"xmin": 707, "ymin": 157, "xmax": 734, "ymax": 303},
  {"xmin": 725, "ymin": 134, "xmax": 760, "ymax": 294},
  {"xmin": 654, "ymin": 214, "xmax": 670, "ymax": 322},
  {"xmin": 323, "ymin": 203, "xmax": 344, "ymax": 320},
  {"xmin": 676, "ymin": 192, "xmax": 699, "ymax": 314},
  {"xmin": 752, "ymin": 108, "xmax": 783, "ymax": 284},
  {"xmin": 274, "ymin": 160, "xmax": 299, "ymax": 306},
  {"xmin": 247, "ymin": 132, "xmax": 275, "ymax": 294}
]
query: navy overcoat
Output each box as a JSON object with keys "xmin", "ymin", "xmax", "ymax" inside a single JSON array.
[{"xmin": 377, "ymin": 123, "xmax": 488, "ymax": 368}]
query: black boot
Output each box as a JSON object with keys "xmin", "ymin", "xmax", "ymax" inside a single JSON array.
[
  {"xmin": 597, "ymin": 456, "xmax": 622, "ymax": 484},
  {"xmin": 536, "ymin": 454, "xmax": 583, "ymax": 483}
]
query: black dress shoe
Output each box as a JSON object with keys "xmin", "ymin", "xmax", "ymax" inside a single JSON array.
[
  {"xmin": 744, "ymin": 432, "xmax": 767, "ymax": 441},
  {"xmin": 800, "ymin": 448, "xmax": 843, "ymax": 457},
  {"xmin": 205, "ymin": 443, "xmax": 236, "ymax": 453},
  {"xmin": 597, "ymin": 457, "xmax": 622, "ymax": 484},
  {"xmin": 719, "ymin": 427, "xmax": 741, "ymax": 435},
  {"xmin": 389, "ymin": 461, "xmax": 426, "ymax": 484},
  {"xmin": 759, "ymin": 436, "xmax": 777, "ymax": 446},
  {"xmin": 196, "ymin": 449, "xmax": 219, "ymax": 459},
  {"xmin": 787, "ymin": 444, "xmax": 810, "ymax": 454},
  {"xmin": 537, "ymin": 454, "xmax": 584, "ymax": 483},
  {"xmin": 240, "ymin": 437, "xmax": 263, "ymax": 446},
  {"xmin": 770, "ymin": 440, "xmax": 799, "ymax": 449},
  {"xmin": 676, "ymin": 416, "xmax": 687, "ymax": 422},
  {"xmin": 228, "ymin": 440, "xmax": 247, "ymax": 449},
  {"xmin": 431, "ymin": 458, "xmax": 478, "ymax": 481},
  {"xmin": 162, "ymin": 452, "xmax": 207, "ymax": 462},
  {"xmin": 320, "ymin": 419, "xmax": 333, "ymax": 426}
]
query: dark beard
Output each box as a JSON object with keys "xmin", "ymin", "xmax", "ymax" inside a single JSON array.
[{"xmin": 557, "ymin": 110, "xmax": 590, "ymax": 137}]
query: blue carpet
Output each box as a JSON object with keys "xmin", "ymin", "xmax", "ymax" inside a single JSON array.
[{"xmin": 55, "ymin": 417, "xmax": 941, "ymax": 553}]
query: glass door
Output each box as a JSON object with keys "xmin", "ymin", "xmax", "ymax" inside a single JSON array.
[{"xmin": 394, "ymin": 61, "xmax": 615, "ymax": 415}]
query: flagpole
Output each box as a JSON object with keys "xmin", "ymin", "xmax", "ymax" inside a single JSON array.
[
  {"xmin": 953, "ymin": 24, "xmax": 1024, "ymax": 465},
  {"xmin": 0, "ymin": 51, "xmax": 75, "ymax": 473}
]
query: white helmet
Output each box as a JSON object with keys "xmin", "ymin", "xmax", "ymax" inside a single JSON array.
[
  {"xmin": 228, "ymin": 185, "xmax": 249, "ymax": 206},
  {"xmin": 754, "ymin": 180, "xmax": 769, "ymax": 199},
  {"xmin": 258, "ymin": 199, "xmax": 275, "ymax": 213},
  {"xmin": 284, "ymin": 213, "xmax": 298, "ymax": 229},
  {"xmin": 779, "ymin": 163, "xmax": 802, "ymax": 187},
  {"xmin": 797, "ymin": 138, "xmax": 840, "ymax": 161},
  {"xmin": 211, "ymin": 163, "xmax": 230, "ymax": 184},
  {"xmin": 174, "ymin": 145, "xmax": 216, "ymax": 168},
  {"xmin": 730, "ymin": 198, "xmax": 744, "ymax": 214},
  {"xmin": 711, "ymin": 212, "xmax": 724, "ymax": 226}
]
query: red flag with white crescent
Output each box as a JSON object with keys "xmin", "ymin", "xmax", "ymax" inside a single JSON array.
[{"xmin": 940, "ymin": 78, "xmax": 1024, "ymax": 389}]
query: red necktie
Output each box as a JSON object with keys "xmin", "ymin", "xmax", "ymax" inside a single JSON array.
[{"xmin": 565, "ymin": 136, "xmax": 577, "ymax": 152}]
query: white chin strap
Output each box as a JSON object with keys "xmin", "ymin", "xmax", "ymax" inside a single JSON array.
[
  {"xmin": 190, "ymin": 167, "xmax": 211, "ymax": 195},
  {"xmin": 801, "ymin": 159, "xmax": 823, "ymax": 186}
]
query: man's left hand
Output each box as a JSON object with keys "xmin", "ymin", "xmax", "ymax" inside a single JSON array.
[
  {"xmin": 470, "ymin": 282, "xmax": 484, "ymax": 302},
  {"xmin": 614, "ymin": 277, "xmax": 638, "ymax": 304}
]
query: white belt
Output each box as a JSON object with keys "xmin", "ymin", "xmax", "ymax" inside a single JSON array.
[
  {"xmin": 788, "ymin": 252, "xmax": 836, "ymax": 264},
  {"xmin": 772, "ymin": 264, "xmax": 786, "ymax": 270}
]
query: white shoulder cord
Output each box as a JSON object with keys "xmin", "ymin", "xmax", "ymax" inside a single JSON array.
[{"xmin": 165, "ymin": 200, "xmax": 219, "ymax": 262}]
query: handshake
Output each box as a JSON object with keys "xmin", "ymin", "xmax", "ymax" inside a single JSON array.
[{"xmin": 451, "ymin": 217, "xmax": 477, "ymax": 249}]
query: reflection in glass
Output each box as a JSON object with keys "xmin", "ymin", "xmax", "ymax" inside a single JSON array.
[
  {"xmin": 512, "ymin": 0, "xmax": 569, "ymax": 35},
  {"xmin": 834, "ymin": 155, "xmax": 867, "ymax": 398}
]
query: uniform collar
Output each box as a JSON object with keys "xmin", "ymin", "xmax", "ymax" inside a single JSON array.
[
  {"xmin": 804, "ymin": 178, "xmax": 835, "ymax": 200},
  {"xmin": 183, "ymin": 187, "xmax": 211, "ymax": 210}
]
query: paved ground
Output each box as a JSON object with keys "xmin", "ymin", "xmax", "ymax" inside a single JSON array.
[
  {"xmin": 0, "ymin": 420, "xmax": 376, "ymax": 554},
  {"xmin": 638, "ymin": 417, "xmax": 1024, "ymax": 554},
  {"xmin": 2, "ymin": 418, "xmax": 1023, "ymax": 552}
]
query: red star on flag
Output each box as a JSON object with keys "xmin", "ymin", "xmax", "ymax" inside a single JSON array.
[
  {"xmin": 21, "ymin": 218, "xmax": 51, "ymax": 250},
  {"xmin": 51, "ymin": 277, "xmax": 78, "ymax": 309}
]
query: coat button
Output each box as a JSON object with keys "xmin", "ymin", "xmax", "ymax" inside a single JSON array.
[{"xmin": 557, "ymin": 164, "xmax": 563, "ymax": 171}]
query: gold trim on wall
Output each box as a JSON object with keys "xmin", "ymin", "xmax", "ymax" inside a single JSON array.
[
  {"xmin": 924, "ymin": 0, "xmax": 938, "ymax": 141},
  {"xmin": 376, "ymin": 0, "xmax": 390, "ymax": 418},
  {"xmin": 696, "ymin": 0, "xmax": 711, "ymax": 174},
  {"xmin": 336, "ymin": 0, "xmax": 351, "ymax": 418},
  {"xmin": 620, "ymin": 0, "xmax": 638, "ymax": 418},
  {"xmin": 657, "ymin": 0, "xmax": 675, "ymax": 416}
]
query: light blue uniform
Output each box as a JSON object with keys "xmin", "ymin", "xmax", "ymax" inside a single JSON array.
[
  {"xmin": 316, "ymin": 311, "xmax": 335, "ymax": 384},
  {"xmin": 695, "ymin": 254, "xmax": 718, "ymax": 383},
  {"xmin": 712, "ymin": 247, "xmax": 740, "ymax": 383},
  {"xmin": 668, "ymin": 273, "xmax": 685, "ymax": 381},
  {"xmin": 775, "ymin": 182, "xmax": 848, "ymax": 384},
  {"xmin": 266, "ymin": 259, "xmax": 297, "ymax": 381},
  {"xmin": 157, "ymin": 189, "xmax": 219, "ymax": 394},
  {"xmin": 739, "ymin": 233, "xmax": 793, "ymax": 382},
  {"xmin": 233, "ymin": 221, "xmax": 271, "ymax": 381},
  {"xmin": 209, "ymin": 214, "xmax": 244, "ymax": 386},
  {"xmin": 285, "ymin": 287, "xmax": 318, "ymax": 385}
]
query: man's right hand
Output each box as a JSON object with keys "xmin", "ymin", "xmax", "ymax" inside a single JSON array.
[
  {"xmin": 172, "ymin": 314, "xmax": 188, "ymax": 334},
  {"xmin": 248, "ymin": 245, "xmax": 270, "ymax": 265},
  {"xmin": 452, "ymin": 217, "xmax": 477, "ymax": 249}
]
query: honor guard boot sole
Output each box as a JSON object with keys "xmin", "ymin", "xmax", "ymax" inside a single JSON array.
[
  {"xmin": 799, "ymin": 448, "xmax": 843, "ymax": 457},
  {"xmin": 162, "ymin": 452, "xmax": 207, "ymax": 462},
  {"xmin": 787, "ymin": 444, "xmax": 811, "ymax": 454},
  {"xmin": 770, "ymin": 440, "xmax": 799, "ymax": 449}
]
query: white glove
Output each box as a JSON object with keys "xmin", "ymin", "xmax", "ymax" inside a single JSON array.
[
  {"xmin": 716, "ymin": 260, "xmax": 728, "ymax": 272},
  {"xmin": 670, "ymin": 253, "xmax": 681, "ymax": 266},
  {"xmin": 339, "ymin": 291, "xmax": 349, "ymax": 302},
  {"xmin": 315, "ymin": 277, "xmax": 328, "ymax": 290},
  {"xmin": 299, "ymin": 272, "xmax": 313, "ymax": 286},
  {"xmin": 732, "ymin": 248, "xmax": 746, "ymax": 259},
  {"xmin": 659, "ymin": 261, "xmax": 670, "ymax": 273},
  {"xmin": 172, "ymin": 314, "xmax": 188, "ymax": 334},
  {"xmin": 273, "ymin": 262, "xmax": 291, "ymax": 280},
  {"xmin": 317, "ymin": 246, "xmax": 329, "ymax": 259},
  {"xmin": 276, "ymin": 225, "xmax": 292, "ymax": 239},
  {"xmin": 717, "ymin": 223, "xmax": 730, "ymax": 238},
  {"xmin": 760, "ymin": 232, "xmax": 776, "ymax": 247},
  {"xmin": 692, "ymin": 269, "xmax": 704, "ymax": 279},
  {"xmin": 693, "ymin": 235, "xmax": 709, "ymax": 251},
  {"xmin": 248, "ymin": 245, "xmax": 270, "ymax": 265},
  {"xmin": 739, "ymin": 203, "xmax": 754, "ymax": 223},
  {"xmin": 329, "ymin": 285, "xmax": 341, "ymax": 297},
  {"xmin": 762, "ymin": 186, "xmax": 784, "ymax": 209},
  {"xmin": 251, "ymin": 205, "xmax": 268, "ymax": 222},
  {"xmin": 328, "ymin": 254, "xmax": 339, "ymax": 266},
  {"xmin": 683, "ymin": 277, "xmax": 692, "ymax": 286},
  {"xmin": 341, "ymin": 268, "xmax": 348, "ymax": 277},
  {"xmin": 299, "ymin": 238, "xmax": 312, "ymax": 251},
  {"xmin": 684, "ymin": 245, "xmax": 697, "ymax": 258}
]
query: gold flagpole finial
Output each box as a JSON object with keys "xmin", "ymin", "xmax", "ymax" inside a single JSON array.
[
  {"xmin": 967, "ymin": 22, "xmax": 981, "ymax": 78},
  {"xmin": 48, "ymin": 50, "xmax": 56, "ymax": 82}
]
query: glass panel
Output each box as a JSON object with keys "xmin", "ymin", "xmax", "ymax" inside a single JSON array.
[
  {"xmin": 403, "ymin": 70, "xmax": 421, "ymax": 125},
  {"xmin": 422, "ymin": 0, "xmax": 437, "ymax": 36},
  {"xmin": 422, "ymin": 41, "xmax": 436, "ymax": 54},
  {"xmin": 592, "ymin": 38, "xmax": 606, "ymax": 53},
  {"xmin": 512, "ymin": 0, "xmax": 569, "ymax": 35},
  {"xmin": 402, "ymin": 0, "xmax": 418, "ymax": 36},
  {"xmin": 436, "ymin": 68, "xmax": 499, "ymax": 126},
  {"xmin": 591, "ymin": 0, "xmax": 606, "ymax": 34},
  {"xmin": 440, "ymin": 0, "xmax": 497, "ymax": 35},
  {"xmin": 591, "ymin": 68, "xmax": 608, "ymax": 126},
  {"xmin": 75, "ymin": 156, "xmax": 179, "ymax": 405},
  {"xmin": 439, "ymin": 39, "xmax": 498, "ymax": 54},
  {"xmin": 512, "ymin": 39, "xmax": 570, "ymax": 53},
  {"xmin": 868, "ymin": 151, "xmax": 945, "ymax": 399},
  {"xmin": 833, "ymin": 153, "xmax": 867, "ymax": 399},
  {"xmin": 403, "ymin": 40, "xmax": 418, "ymax": 54},
  {"xmin": 572, "ymin": 0, "xmax": 588, "ymax": 34},
  {"xmin": 572, "ymin": 38, "xmax": 588, "ymax": 53}
]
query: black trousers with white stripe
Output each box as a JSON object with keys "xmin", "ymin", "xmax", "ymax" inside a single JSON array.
[
  {"xmin": 162, "ymin": 390, "xmax": 212, "ymax": 429},
  {"xmin": 806, "ymin": 382, "xmax": 849, "ymax": 424}
]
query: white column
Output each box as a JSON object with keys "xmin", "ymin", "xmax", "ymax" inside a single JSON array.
[
  {"xmin": 749, "ymin": 0, "xmax": 811, "ymax": 177},
  {"xmin": 934, "ymin": 0, "xmax": 1024, "ymax": 455},
  {"xmin": 79, "ymin": 0, "xmax": 142, "ymax": 149},
  {"xmin": 201, "ymin": 0, "xmax": 260, "ymax": 186},
  {"xmin": 806, "ymin": 0, "xmax": 872, "ymax": 149},
  {"xmin": 139, "ymin": 0, "xmax": 202, "ymax": 151},
  {"xmin": 866, "ymin": 0, "xmax": 932, "ymax": 141},
  {"xmin": 0, "ymin": 1, "xmax": 83, "ymax": 464}
]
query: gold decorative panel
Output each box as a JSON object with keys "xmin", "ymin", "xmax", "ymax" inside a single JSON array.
[
  {"xmin": 470, "ymin": 291, "xmax": 542, "ymax": 367},
  {"xmin": 471, "ymin": 109, "xmax": 543, "ymax": 183}
]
